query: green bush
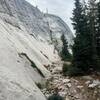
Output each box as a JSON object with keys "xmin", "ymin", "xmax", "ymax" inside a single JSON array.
[
  {"xmin": 36, "ymin": 83, "xmax": 42, "ymax": 89},
  {"xmin": 62, "ymin": 64, "xmax": 69, "ymax": 74},
  {"xmin": 62, "ymin": 63, "xmax": 84, "ymax": 76},
  {"xmin": 31, "ymin": 62, "xmax": 37, "ymax": 68},
  {"xmin": 67, "ymin": 66, "xmax": 84, "ymax": 76},
  {"xmin": 61, "ymin": 53, "xmax": 72, "ymax": 61}
]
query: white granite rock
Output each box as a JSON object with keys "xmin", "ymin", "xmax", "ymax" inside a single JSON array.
[
  {"xmin": 88, "ymin": 80, "xmax": 100, "ymax": 88},
  {"xmin": 0, "ymin": 0, "xmax": 73, "ymax": 99},
  {"xmin": 63, "ymin": 79, "xmax": 71, "ymax": 83}
]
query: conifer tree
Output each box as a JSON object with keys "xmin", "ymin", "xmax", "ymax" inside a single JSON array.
[
  {"xmin": 71, "ymin": 0, "xmax": 83, "ymax": 34},
  {"xmin": 96, "ymin": 1, "xmax": 100, "ymax": 58},
  {"xmin": 88, "ymin": 0, "xmax": 100, "ymax": 70},
  {"xmin": 71, "ymin": 0, "xmax": 93, "ymax": 73},
  {"xmin": 61, "ymin": 34, "xmax": 71, "ymax": 61},
  {"xmin": 70, "ymin": 0, "xmax": 100, "ymax": 75}
]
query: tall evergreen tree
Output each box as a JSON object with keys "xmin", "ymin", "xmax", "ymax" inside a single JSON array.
[
  {"xmin": 71, "ymin": 0, "xmax": 93, "ymax": 74},
  {"xmin": 96, "ymin": 1, "xmax": 100, "ymax": 58},
  {"xmin": 71, "ymin": 0, "xmax": 83, "ymax": 34},
  {"xmin": 70, "ymin": 0, "xmax": 100, "ymax": 76},
  {"xmin": 88, "ymin": 0, "xmax": 100, "ymax": 70},
  {"xmin": 61, "ymin": 34, "xmax": 71, "ymax": 61}
]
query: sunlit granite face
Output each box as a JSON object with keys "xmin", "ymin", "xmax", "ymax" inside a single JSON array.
[{"xmin": 0, "ymin": 0, "xmax": 73, "ymax": 100}]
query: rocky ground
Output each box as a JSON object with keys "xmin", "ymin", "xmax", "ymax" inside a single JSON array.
[{"xmin": 41, "ymin": 61, "xmax": 100, "ymax": 100}]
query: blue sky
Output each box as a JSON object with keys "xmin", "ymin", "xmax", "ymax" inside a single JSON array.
[{"xmin": 26, "ymin": 0, "xmax": 74, "ymax": 32}]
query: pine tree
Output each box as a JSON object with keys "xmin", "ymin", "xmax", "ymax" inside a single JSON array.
[
  {"xmin": 70, "ymin": 0, "xmax": 100, "ymax": 76},
  {"xmin": 71, "ymin": 0, "xmax": 93, "ymax": 74},
  {"xmin": 96, "ymin": 1, "xmax": 100, "ymax": 58},
  {"xmin": 61, "ymin": 34, "xmax": 71, "ymax": 61},
  {"xmin": 71, "ymin": 0, "xmax": 83, "ymax": 34},
  {"xmin": 88, "ymin": 0, "xmax": 100, "ymax": 70}
]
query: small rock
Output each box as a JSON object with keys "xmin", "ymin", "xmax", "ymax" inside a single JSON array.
[
  {"xmin": 88, "ymin": 80, "xmax": 100, "ymax": 88},
  {"xmin": 85, "ymin": 81, "xmax": 91, "ymax": 85},
  {"xmin": 77, "ymin": 85, "xmax": 83, "ymax": 89},
  {"xmin": 59, "ymin": 91, "xmax": 66, "ymax": 97},
  {"xmin": 65, "ymin": 97, "xmax": 69, "ymax": 100},
  {"xmin": 63, "ymin": 79, "xmax": 70, "ymax": 83},
  {"xmin": 98, "ymin": 85, "xmax": 100, "ymax": 89},
  {"xmin": 94, "ymin": 91, "xmax": 98, "ymax": 94},
  {"xmin": 74, "ymin": 94, "xmax": 80, "ymax": 99},
  {"xmin": 67, "ymin": 83, "xmax": 71, "ymax": 88},
  {"xmin": 71, "ymin": 89, "xmax": 77, "ymax": 93},
  {"xmin": 58, "ymin": 86, "xmax": 65, "ymax": 90},
  {"xmin": 82, "ymin": 76, "xmax": 93, "ymax": 80}
]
